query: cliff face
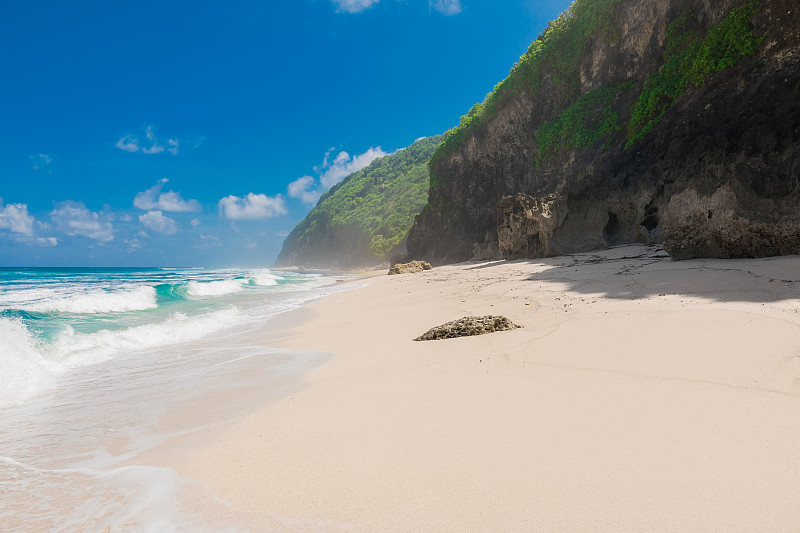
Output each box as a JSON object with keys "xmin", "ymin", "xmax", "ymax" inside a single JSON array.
[
  {"xmin": 276, "ymin": 136, "xmax": 441, "ymax": 268},
  {"xmin": 407, "ymin": 0, "xmax": 800, "ymax": 263}
]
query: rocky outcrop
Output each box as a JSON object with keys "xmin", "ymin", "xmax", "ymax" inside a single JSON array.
[
  {"xmin": 408, "ymin": 0, "xmax": 800, "ymax": 262},
  {"xmin": 662, "ymin": 186, "xmax": 800, "ymax": 259},
  {"xmin": 497, "ymin": 194, "xmax": 567, "ymax": 260},
  {"xmin": 388, "ymin": 260, "xmax": 432, "ymax": 275},
  {"xmin": 414, "ymin": 316, "xmax": 520, "ymax": 341},
  {"xmin": 472, "ymin": 241, "xmax": 502, "ymax": 261}
]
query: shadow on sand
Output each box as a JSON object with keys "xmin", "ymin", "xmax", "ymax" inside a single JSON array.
[{"xmin": 465, "ymin": 244, "xmax": 800, "ymax": 304}]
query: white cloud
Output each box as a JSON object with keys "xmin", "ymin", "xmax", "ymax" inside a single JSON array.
[
  {"xmin": 0, "ymin": 202, "xmax": 35, "ymax": 234},
  {"xmin": 34, "ymin": 236, "xmax": 58, "ymax": 247},
  {"xmin": 134, "ymin": 178, "xmax": 201, "ymax": 212},
  {"xmin": 124, "ymin": 238, "xmax": 144, "ymax": 252},
  {"xmin": 332, "ymin": 0, "xmax": 460, "ymax": 15},
  {"xmin": 430, "ymin": 0, "xmax": 462, "ymax": 15},
  {"xmin": 30, "ymin": 154, "xmax": 53, "ymax": 172},
  {"xmin": 167, "ymin": 139, "xmax": 179, "ymax": 155},
  {"xmin": 287, "ymin": 146, "xmax": 387, "ymax": 205},
  {"xmin": 119, "ymin": 214, "xmax": 133, "ymax": 222},
  {"xmin": 50, "ymin": 202, "xmax": 114, "ymax": 242},
  {"xmin": 116, "ymin": 124, "xmax": 189, "ymax": 156},
  {"xmin": 287, "ymin": 175, "xmax": 321, "ymax": 205},
  {"xmin": 139, "ymin": 210, "xmax": 179, "ymax": 236},
  {"xmin": 190, "ymin": 218, "xmax": 201, "ymax": 226},
  {"xmin": 0, "ymin": 201, "xmax": 58, "ymax": 246},
  {"xmin": 218, "ymin": 193, "xmax": 287, "ymax": 220},
  {"xmin": 116, "ymin": 135, "xmax": 140, "ymax": 152},
  {"xmin": 141, "ymin": 145, "xmax": 164, "ymax": 155},
  {"xmin": 139, "ymin": 126, "xmax": 163, "ymax": 154},
  {"xmin": 332, "ymin": 0, "xmax": 379, "ymax": 13},
  {"xmin": 320, "ymin": 147, "xmax": 387, "ymax": 188}
]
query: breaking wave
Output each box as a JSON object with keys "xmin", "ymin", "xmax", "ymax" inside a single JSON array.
[
  {"xmin": 185, "ymin": 270, "xmax": 282, "ymax": 297},
  {"xmin": 0, "ymin": 308, "xmax": 242, "ymax": 407},
  {"xmin": 19, "ymin": 286, "xmax": 158, "ymax": 314},
  {"xmin": 186, "ymin": 279, "xmax": 247, "ymax": 297}
]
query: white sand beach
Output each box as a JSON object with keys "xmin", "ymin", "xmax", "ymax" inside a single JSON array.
[{"xmin": 159, "ymin": 245, "xmax": 800, "ymax": 531}]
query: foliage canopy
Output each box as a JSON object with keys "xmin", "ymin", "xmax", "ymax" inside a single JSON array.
[{"xmin": 282, "ymin": 135, "xmax": 442, "ymax": 261}]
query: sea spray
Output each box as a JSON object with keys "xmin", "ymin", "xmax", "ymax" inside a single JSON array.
[
  {"xmin": 249, "ymin": 269, "xmax": 281, "ymax": 287},
  {"xmin": 186, "ymin": 278, "xmax": 248, "ymax": 297},
  {"xmin": 0, "ymin": 317, "xmax": 60, "ymax": 406},
  {"xmin": 20, "ymin": 286, "xmax": 159, "ymax": 314},
  {"xmin": 48, "ymin": 308, "xmax": 244, "ymax": 365},
  {"xmin": 0, "ymin": 309, "xmax": 242, "ymax": 407}
]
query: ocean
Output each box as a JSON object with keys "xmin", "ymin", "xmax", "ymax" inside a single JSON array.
[{"xmin": 0, "ymin": 266, "xmax": 351, "ymax": 531}]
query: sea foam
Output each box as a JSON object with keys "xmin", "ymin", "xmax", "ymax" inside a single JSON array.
[
  {"xmin": 185, "ymin": 270, "xmax": 283, "ymax": 296},
  {"xmin": 19, "ymin": 286, "xmax": 158, "ymax": 314},
  {"xmin": 186, "ymin": 279, "xmax": 247, "ymax": 297},
  {"xmin": 0, "ymin": 308, "xmax": 242, "ymax": 407},
  {"xmin": 0, "ymin": 317, "xmax": 61, "ymax": 407},
  {"xmin": 250, "ymin": 269, "xmax": 281, "ymax": 287}
]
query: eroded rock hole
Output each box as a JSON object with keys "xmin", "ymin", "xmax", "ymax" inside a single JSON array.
[
  {"xmin": 604, "ymin": 212, "xmax": 620, "ymax": 244},
  {"xmin": 641, "ymin": 215, "xmax": 659, "ymax": 231}
]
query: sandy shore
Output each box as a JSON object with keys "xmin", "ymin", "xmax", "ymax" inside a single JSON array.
[{"xmin": 164, "ymin": 245, "xmax": 800, "ymax": 531}]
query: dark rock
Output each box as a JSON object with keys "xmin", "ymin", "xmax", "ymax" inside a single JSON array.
[
  {"xmin": 472, "ymin": 241, "xmax": 502, "ymax": 261},
  {"xmin": 406, "ymin": 0, "xmax": 800, "ymax": 262},
  {"xmin": 388, "ymin": 260, "xmax": 432, "ymax": 275},
  {"xmin": 414, "ymin": 316, "xmax": 520, "ymax": 341},
  {"xmin": 497, "ymin": 194, "xmax": 567, "ymax": 260},
  {"xmin": 662, "ymin": 186, "xmax": 800, "ymax": 259}
]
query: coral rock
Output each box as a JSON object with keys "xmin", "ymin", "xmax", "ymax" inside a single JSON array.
[
  {"xmin": 415, "ymin": 316, "xmax": 520, "ymax": 341},
  {"xmin": 388, "ymin": 260, "xmax": 433, "ymax": 275}
]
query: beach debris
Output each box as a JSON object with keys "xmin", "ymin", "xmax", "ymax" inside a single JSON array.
[
  {"xmin": 414, "ymin": 315, "xmax": 520, "ymax": 341},
  {"xmin": 388, "ymin": 260, "xmax": 432, "ymax": 275}
]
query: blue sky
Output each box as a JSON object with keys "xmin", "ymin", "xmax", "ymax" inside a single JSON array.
[{"xmin": 0, "ymin": 0, "xmax": 572, "ymax": 267}]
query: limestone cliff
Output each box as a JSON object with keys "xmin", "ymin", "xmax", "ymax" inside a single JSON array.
[{"xmin": 407, "ymin": 0, "xmax": 800, "ymax": 262}]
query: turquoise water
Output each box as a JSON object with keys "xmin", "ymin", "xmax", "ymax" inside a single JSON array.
[
  {"xmin": 0, "ymin": 266, "xmax": 335, "ymax": 406},
  {"xmin": 0, "ymin": 266, "xmax": 352, "ymax": 530}
]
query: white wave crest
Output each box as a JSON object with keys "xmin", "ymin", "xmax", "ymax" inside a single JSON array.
[
  {"xmin": 186, "ymin": 279, "xmax": 246, "ymax": 297},
  {"xmin": 0, "ymin": 308, "xmax": 242, "ymax": 407},
  {"xmin": 0, "ymin": 318, "xmax": 61, "ymax": 406},
  {"xmin": 50, "ymin": 308, "xmax": 242, "ymax": 363},
  {"xmin": 21, "ymin": 286, "xmax": 158, "ymax": 314},
  {"xmin": 250, "ymin": 269, "xmax": 281, "ymax": 287}
]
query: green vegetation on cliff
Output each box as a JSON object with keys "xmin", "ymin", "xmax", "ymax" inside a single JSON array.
[
  {"xmin": 627, "ymin": 1, "xmax": 762, "ymax": 145},
  {"xmin": 432, "ymin": 0, "xmax": 762, "ymax": 166},
  {"xmin": 278, "ymin": 135, "xmax": 441, "ymax": 265},
  {"xmin": 431, "ymin": 0, "xmax": 623, "ymax": 164},
  {"xmin": 534, "ymin": 81, "xmax": 633, "ymax": 165}
]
